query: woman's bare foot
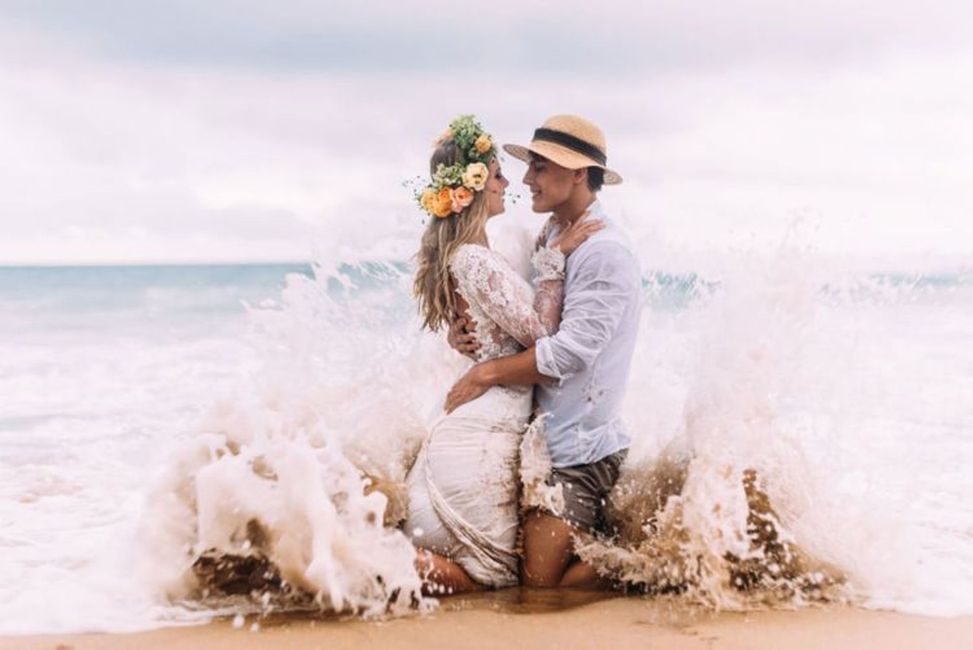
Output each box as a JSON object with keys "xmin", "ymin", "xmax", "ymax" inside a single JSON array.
[{"xmin": 415, "ymin": 549, "xmax": 482, "ymax": 596}]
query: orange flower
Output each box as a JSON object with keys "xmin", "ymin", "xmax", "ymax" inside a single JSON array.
[
  {"xmin": 474, "ymin": 134, "xmax": 492, "ymax": 154},
  {"xmin": 433, "ymin": 128, "xmax": 452, "ymax": 146},
  {"xmin": 451, "ymin": 186, "xmax": 474, "ymax": 212},
  {"xmin": 419, "ymin": 188, "xmax": 437, "ymax": 214},
  {"xmin": 432, "ymin": 187, "xmax": 453, "ymax": 218}
]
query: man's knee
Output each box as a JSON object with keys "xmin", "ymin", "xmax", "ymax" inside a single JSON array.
[
  {"xmin": 521, "ymin": 554, "xmax": 562, "ymax": 588},
  {"xmin": 521, "ymin": 511, "xmax": 576, "ymax": 587},
  {"xmin": 521, "ymin": 567, "xmax": 556, "ymax": 588}
]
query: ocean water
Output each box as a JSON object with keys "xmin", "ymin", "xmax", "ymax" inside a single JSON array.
[{"xmin": 1, "ymin": 250, "xmax": 971, "ymax": 634}]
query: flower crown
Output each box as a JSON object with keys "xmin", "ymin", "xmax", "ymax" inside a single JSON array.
[{"xmin": 417, "ymin": 115, "xmax": 495, "ymax": 219}]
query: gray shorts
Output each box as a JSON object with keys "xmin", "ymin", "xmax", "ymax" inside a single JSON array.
[{"xmin": 540, "ymin": 450, "xmax": 627, "ymax": 534}]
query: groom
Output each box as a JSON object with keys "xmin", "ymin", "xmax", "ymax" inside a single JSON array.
[{"xmin": 445, "ymin": 115, "xmax": 642, "ymax": 588}]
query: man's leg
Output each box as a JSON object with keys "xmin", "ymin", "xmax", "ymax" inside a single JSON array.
[
  {"xmin": 522, "ymin": 451, "xmax": 628, "ymax": 589},
  {"xmin": 559, "ymin": 558, "xmax": 610, "ymax": 589},
  {"xmin": 521, "ymin": 510, "xmax": 576, "ymax": 587},
  {"xmin": 521, "ymin": 510, "xmax": 609, "ymax": 589}
]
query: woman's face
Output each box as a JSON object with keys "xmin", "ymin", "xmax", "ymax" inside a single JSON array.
[{"xmin": 484, "ymin": 157, "xmax": 509, "ymax": 217}]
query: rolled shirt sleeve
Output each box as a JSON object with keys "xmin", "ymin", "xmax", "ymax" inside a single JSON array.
[{"xmin": 535, "ymin": 240, "xmax": 639, "ymax": 380}]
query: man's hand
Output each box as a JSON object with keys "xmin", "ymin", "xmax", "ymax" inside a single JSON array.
[
  {"xmin": 446, "ymin": 314, "xmax": 480, "ymax": 360},
  {"xmin": 445, "ymin": 363, "xmax": 493, "ymax": 414}
]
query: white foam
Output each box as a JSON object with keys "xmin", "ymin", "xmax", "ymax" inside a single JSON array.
[{"xmin": 3, "ymin": 250, "xmax": 971, "ymax": 633}]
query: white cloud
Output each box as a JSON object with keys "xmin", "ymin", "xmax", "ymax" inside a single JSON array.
[
  {"xmin": 3, "ymin": 1, "xmax": 972, "ymax": 74},
  {"xmin": 0, "ymin": 5, "xmax": 971, "ymax": 267}
]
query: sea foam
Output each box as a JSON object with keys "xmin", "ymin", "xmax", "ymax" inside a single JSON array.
[{"xmin": 2, "ymin": 239, "xmax": 970, "ymax": 634}]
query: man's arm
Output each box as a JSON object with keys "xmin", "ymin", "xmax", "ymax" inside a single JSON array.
[
  {"xmin": 445, "ymin": 241, "xmax": 638, "ymax": 413},
  {"xmin": 534, "ymin": 241, "xmax": 638, "ymax": 380},
  {"xmin": 444, "ymin": 347, "xmax": 552, "ymax": 413}
]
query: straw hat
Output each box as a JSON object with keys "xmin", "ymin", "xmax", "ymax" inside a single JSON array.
[{"xmin": 503, "ymin": 115, "xmax": 622, "ymax": 185}]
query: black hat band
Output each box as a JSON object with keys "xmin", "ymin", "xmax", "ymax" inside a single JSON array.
[{"xmin": 532, "ymin": 128, "xmax": 607, "ymax": 166}]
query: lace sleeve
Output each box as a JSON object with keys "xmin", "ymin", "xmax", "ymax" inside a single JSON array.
[
  {"xmin": 529, "ymin": 246, "xmax": 565, "ymax": 338},
  {"xmin": 530, "ymin": 217, "xmax": 565, "ymax": 336},
  {"xmin": 534, "ymin": 217, "xmax": 556, "ymax": 252},
  {"xmin": 452, "ymin": 245, "xmax": 564, "ymax": 349}
]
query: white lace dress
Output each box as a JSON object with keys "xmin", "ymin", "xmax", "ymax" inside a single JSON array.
[{"xmin": 405, "ymin": 242, "xmax": 565, "ymax": 587}]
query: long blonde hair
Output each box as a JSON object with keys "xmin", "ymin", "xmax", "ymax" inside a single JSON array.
[{"xmin": 413, "ymin": 140, "xmax": 490, "ymax": 332}]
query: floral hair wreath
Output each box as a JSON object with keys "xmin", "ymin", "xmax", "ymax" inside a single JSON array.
[{"xmin": 417, "ymin": 115, "xmax": 495, "ymax": 219}]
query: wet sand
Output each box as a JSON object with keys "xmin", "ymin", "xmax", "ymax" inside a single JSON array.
[{"xmin": 3, "ymin": 590, "xmax": 971, "ymax": 650}]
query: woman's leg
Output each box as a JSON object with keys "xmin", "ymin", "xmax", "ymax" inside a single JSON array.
[{"xmin": 415, "ymin": 548, "xmax": 482, "ymax": 596}]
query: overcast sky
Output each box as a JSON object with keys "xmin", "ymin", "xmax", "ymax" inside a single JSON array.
[{"xmin": 1, "ymin": 1, "xmax": 971, "ymax": 267}]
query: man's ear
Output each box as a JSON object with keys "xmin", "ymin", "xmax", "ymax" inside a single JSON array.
[{"xmin": 573, "ymin": 168, "xmax": 588, "ymax": 186}]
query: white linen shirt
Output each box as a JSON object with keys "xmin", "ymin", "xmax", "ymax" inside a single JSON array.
[{"xmin": 533, "ymin": 200, "xmax": 642, "ymax": 468}]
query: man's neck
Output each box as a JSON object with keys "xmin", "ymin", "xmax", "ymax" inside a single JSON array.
[{"xmin": 552, "ymin": 194, "xmax": 596, "ymax": 228}]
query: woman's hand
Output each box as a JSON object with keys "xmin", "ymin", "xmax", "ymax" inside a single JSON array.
[
  {"xmin": 444, "ymin": 363, "xmax": 493, "ymax": 414},
  {"xmin": 550, "ymin": 217, "xmax": 604, "ymax": 256}
]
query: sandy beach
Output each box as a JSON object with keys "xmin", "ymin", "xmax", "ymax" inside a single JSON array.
[{"xmin": 4, "ymin": 592, "xmax": 971, "ymax": 650}]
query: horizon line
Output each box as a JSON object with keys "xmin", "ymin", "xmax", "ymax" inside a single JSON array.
[{"xmin": 0, "ymin": 259, "xmax": 315, "ymax": 269}]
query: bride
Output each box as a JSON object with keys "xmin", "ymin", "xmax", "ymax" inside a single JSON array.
[{"xmin": 406, "ymin": 115, "xmax": 601, "ymax": 594}]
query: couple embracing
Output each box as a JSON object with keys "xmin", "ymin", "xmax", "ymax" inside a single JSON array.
[{"xmin": 407, "ymin": 114, "xmax": 641, "ymax": 594}]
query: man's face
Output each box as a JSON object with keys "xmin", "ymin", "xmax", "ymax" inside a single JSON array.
[{"xmin": 522, "ymin": 154, "xmax": 579, "ymax": 213}]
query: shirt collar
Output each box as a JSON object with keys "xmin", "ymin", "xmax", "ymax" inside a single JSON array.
[{"xmin": 585, "ymin": 199, "xmax": 605, "ymax": 220}]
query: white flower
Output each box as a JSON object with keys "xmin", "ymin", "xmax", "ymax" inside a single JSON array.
[{"xmin": 462, "ymin": 162, "xmax": 489, "ymax": 191}]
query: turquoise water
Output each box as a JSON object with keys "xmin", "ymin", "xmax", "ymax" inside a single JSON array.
[
  {"xmin": 0, "ymin": 264, "xmax": 312, "ymax": 338},
  {"xmin": 4, "ymin": 262, "xmax": 967, "ymax": 323}
]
